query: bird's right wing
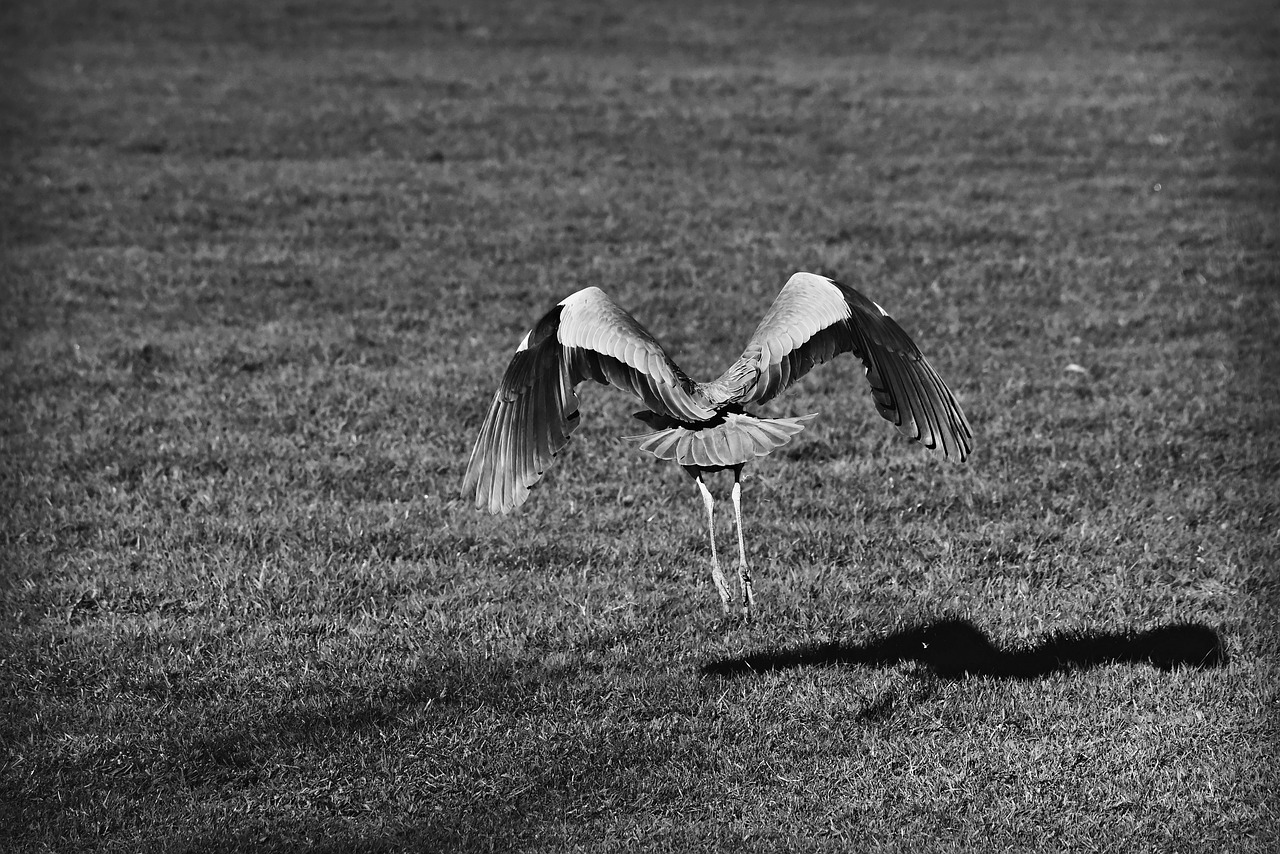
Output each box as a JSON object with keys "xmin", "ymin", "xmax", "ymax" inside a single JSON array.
[
  {"xmin": 725, "ymin": 271, "xmax": 973, "ymax": 461},
  {"xmin": 462, "ymin": 287, "xmax": 715, "ymax": 514}
]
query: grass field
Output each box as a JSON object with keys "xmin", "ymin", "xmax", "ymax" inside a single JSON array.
[{"xmin": 2, "ymin": 0, "xmax": 1278, "ymax": 850}]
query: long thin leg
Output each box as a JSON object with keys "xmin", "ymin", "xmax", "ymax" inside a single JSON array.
[
  {"xmin": 693, "ymin": 473, "xmax": 731, "ymax": 614},
  {"xmin": 731, "ymin": 466, "xmax": 754, "ymax": 618}
]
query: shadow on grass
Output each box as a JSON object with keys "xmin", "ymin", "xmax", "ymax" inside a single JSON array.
[{"xmin": 700, "ymin": 619, "xmax": 1227, "ymax": 679}]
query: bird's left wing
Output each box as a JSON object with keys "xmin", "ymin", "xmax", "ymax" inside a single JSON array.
[
  {"xmin": 462, "ymin": 287, "xmax": 715, "ymax": 514},
  {"xmin": 720, "ymin": 271, "xmax": 973, "ymax": 460}
]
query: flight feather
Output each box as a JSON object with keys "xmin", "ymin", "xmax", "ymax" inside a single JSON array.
[
  {"xmin": 717, "ymin": 272, "xmax": 972, "ymax": 460},
  {"xmin": 462, "ymin": 287, "xmax": 712, "ymax": 514}
]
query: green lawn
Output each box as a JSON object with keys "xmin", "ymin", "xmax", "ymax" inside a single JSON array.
[{"xmin": 2, "ymin": 1, "xmax": 1277, "ymax": 851}]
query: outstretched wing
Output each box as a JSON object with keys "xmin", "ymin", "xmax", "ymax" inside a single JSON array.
[
  {"xmin": 721, "ymin": 271, "xmax": 973, "ymax": 460},
  {"xmin": 462, "ymin": 287, "xmax": 715, "ymax": 514}
]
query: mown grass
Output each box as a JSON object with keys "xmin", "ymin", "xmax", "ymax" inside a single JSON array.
[{"xmin": 2, "ymin": 0, "xmax": 1278, "ymax": 851}]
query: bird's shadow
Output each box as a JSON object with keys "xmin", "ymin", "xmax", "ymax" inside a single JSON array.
[{"xmin": 701, "ymin": 618, "xmax": 1227, "ymax": 680}]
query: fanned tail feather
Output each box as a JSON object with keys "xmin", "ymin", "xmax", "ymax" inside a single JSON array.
[{"xmin": 624, "ymin": 411, "xmax": 818, "ymax": 468}]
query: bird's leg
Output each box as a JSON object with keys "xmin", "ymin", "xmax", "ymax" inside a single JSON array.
[
  {"xmin": 731, "ymin": 466, "xmax": 754, "ymax": 618},
  {"xmin": 692, "ymin": 472, "xmax": 731, "ymax": 614}
]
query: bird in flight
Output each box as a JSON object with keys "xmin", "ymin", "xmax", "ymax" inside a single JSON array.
[{"xmin": 462, "ymin": 271, "xmax": 972, "ymax": 616}]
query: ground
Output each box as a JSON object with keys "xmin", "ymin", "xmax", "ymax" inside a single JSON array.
[{"xmin": 1, "ymin": 1, "xmax": 1278, "ymax": 851}]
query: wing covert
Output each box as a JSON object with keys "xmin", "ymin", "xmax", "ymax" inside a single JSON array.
[
  {"xmin": 462, "ymin": 287, "xmax": 713, "ymax": 514},
  {"xmin": 725, "ymin": 271, "xmax": 973, "ymax": 460}
]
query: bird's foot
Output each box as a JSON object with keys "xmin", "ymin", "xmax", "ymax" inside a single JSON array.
[
  {"xmin": 738, "ymin": 563, "xmax": 755, "ymax": 620},
  {"xmin": 710, "ymin": 561, "xmax": 732, "ymax": 615}
]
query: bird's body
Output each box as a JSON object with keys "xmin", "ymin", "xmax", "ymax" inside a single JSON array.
[{"xmin": 462, "ymin": 272, "xmax": 972, "ymax": 615}]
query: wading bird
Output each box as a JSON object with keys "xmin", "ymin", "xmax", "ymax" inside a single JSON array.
[{"xmin": 462, "ymin": 272, "xmax": 971, "ymax": 616}]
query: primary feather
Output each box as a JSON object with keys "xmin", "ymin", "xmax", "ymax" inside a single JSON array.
[
  {"xmin": 461, "ymin": 287, "xmax": 713, "ymax": 514},
  {"xmin": 462, "ymin": 273, "xmax": 972, "ymax": 514},
  {"xmin": 720, "ymin": 272, "xmax": 972, "ymax": 458}
]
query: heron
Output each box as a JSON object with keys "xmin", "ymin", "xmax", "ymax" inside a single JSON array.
[{"xmin": 462, "ymin": 271, "xmax": 972, "ymax": 616}]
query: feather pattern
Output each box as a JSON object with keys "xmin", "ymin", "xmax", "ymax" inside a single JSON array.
[
  {"xmin": 713, "ymin": 272, "xmax": 973, "ymax": 460},
  {"xmin": 462, "ymin": 287, "xmax": 714, "ymax": 513},
  {"xmin": 623, "ymin": 411, "xmax": 818, "ymax": 468},
  {"xmin": 463, "ymin": 273, "xmax": 972, "ymax": 514}
]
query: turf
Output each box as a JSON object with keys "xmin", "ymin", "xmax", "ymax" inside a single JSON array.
[{"xmin": 2, "ymin": 0, "xmax": 1278, "ymax": 851}]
